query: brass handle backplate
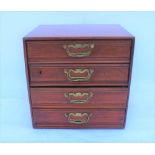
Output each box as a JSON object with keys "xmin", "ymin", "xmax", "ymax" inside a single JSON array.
[
  {"xmin": 65, "ymin": 112, "xmax": 92, "ymax": 124},
  {"xmin": 63, "ymin": 43, "xmax": 94, "ymax": 57},
  {"xmin": 64, "ymin": 92, "xmax": 93, "ymax": 104},
  {"xmin": 64, "ymin": 68, "xmax": 94, "ymax": 82}
]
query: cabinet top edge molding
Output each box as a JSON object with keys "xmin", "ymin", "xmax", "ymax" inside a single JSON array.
[{"xmin": 24, "ymin": 24, "xmax": 134, "ymax": 40}]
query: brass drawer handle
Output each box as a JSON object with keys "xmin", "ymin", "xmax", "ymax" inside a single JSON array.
[
  {"xmin": 63, "ymin": 43, "xmax": 94, "ymax": 57},
  {"xmin": 64, "ymin": 92, "xmax": 93, "ymax": 104},
  {"xmin": 64, "ymin": 68, "xmax": 94, "ymax": 82},
  {"xmin": 65, "ymin": 112, "xmax": 92, "ymax": 124}
]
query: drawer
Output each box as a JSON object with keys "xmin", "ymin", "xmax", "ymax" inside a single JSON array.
[
  {"xmin": 29, "ymin": 64, "xmax": 129, "ymax": 86},
  {"xmin": 26, "ymin": 40, "xmax": 131, "ymax": 63},
  {"xmin": 33, "ymin": 108, "xmax": 126, "ymax": 128},
  {"xmin": 31, "ymin": 87, "xmax": 128, "ymax": 108}
]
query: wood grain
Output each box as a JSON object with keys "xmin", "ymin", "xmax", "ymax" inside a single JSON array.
[
  {"xmin": 26, "ymin": 40, "xmax": 131, "ymax": 63},
  {"xmin": 24, "ymin": 24, "xmax": 133, "ymax": 39},
  {"xmin": 31, "ymin": 87, "xmax": 128, "ymax": 108},
  {"xmin": 33, "ymin": 108, "xmax": 126, "ymax": 128},
  {"xmin": 23, "ymin": 24, "xmax": 135, "ymax": 128},
  {"xmin": 29, "ymin": 64, "xmax": 129, "ymax": 86}
]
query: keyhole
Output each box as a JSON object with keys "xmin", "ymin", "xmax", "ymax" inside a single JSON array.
[{"xmin": 39, "ymin": 71, "xmax": 42, "ymax": 75}]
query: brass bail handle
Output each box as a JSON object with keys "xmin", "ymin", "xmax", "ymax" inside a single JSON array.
[
  {"xmin": 64, "ymin": 92, "xmax": 93, "ymax": 104},
  {"xmin": 64, "ymin": 68, "xmax": 94, "ymax": 82},
  {"xmin": 63, "ymin": 43, "xmax": 94, "ymax": 57},
  {"xmin": 65, "ymin": 112, "xmax": 92, "ymax": 124}
]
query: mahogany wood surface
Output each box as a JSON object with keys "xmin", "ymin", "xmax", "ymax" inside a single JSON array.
[
  {"xmin": 26, "ymin": 40, "xmax": 131, "ymax": 63},
  {"xmin": 24, "ymin": 24, "xmax": 133, "ymax": 39},
  {"xmin": 23, "ymin": 24, "xmax": 135, "ymax": 129},
  {"xmin": 33, "ymin": 108, "xmax": 125, "ymax": 128},
  {"xmin": 29, "ymin": 64, "xmax": 129, "ymax": 86},
  {"xmin": 30, "ymin": 87, "xmax": 128, "ymax": 108}
]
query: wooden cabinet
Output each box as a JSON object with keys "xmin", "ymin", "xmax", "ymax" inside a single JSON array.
[{"xmin": 23, "ymin": 24, "xmax": 134, "ymax": 128}]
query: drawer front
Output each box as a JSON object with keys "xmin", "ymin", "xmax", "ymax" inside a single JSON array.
[
  {"xmin": 31, "ymin": 87, "xmax": 128, "ymax": 108},
  {"xmin": 29, "ymin": 64, "xmax": 129, "ymax": 86},
  {"xmin": 26, "ymin": 40, "xmax": 131, "ymax": 63},
  {"xmin": 33, "ymin": 108, "xmax": 126, "ymax": 128}
]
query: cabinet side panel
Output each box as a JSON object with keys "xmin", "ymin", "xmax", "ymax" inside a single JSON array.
[
  {"xmin": 125, "ymin": 37, "xmax": 135, "ymax": 126},
  {"xmin": 23, "ymin": 39, "xmax": 34, "ymax": 127}
]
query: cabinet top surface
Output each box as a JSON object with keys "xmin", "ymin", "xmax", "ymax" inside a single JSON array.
[{"xmin": 24, "ymin": 24, "xmax": 134, "ymax": 40}]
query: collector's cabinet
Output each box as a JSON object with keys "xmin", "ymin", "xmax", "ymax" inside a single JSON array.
[{"xmin": 23, "ymin": 25, "xmax": 134, "ymax": 128}]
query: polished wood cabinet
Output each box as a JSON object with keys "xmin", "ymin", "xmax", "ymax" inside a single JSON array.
[{"xmin": 23, "ymin": 25, "xmax": 134, "ymax": 128}]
